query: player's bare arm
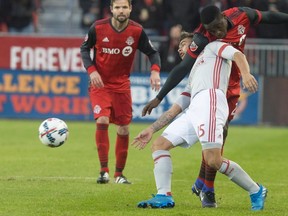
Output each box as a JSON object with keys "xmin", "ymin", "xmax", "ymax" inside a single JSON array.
[
  {"xmin": 142, "ymin": 33, "xmax": 208, "ymax": 116},
  {"xmin": 233, "ymin": 52, "xmax": 258, "ymax": 93},
  {"xmin": 133, "ymin": 104, "xmax": 182, "ymax": 149},
  {"xmin": 150, "ymin": 70, "xmax": 161, "ymax": 91},
  {"xmin": 142, "ymin": 55, "xmax": 194, "ymax": 116}
]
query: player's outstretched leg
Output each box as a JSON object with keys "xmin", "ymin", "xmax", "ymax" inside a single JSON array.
[
  {"xmin": 218, "ymin": 159, "xmax": 267, "ymax": 211},
  {"xmin": 138, "ymin": 150, "xmax": 174, "ymax": 208},
  {"xmin": 250, "ymin": 184, "xmax": 268, "ymax": 211},
  {"xmin": 137, "ymin": 194, "xmax": 175, "ymax": 208}
]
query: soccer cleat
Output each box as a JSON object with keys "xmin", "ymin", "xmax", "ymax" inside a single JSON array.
[
  {"xmin": 200, "ymin": 191, "xmax": 217, "ymax": 208},
  {"xmin": 191, "ymin": 184, "xmax": 201, "ymax": 197},
  {"xmin": 96, "ymin": 171, "xmax": 109, "ymax": 184},
  {"xmin": 115, "ymin": 175, "xmax": 131, "ymax": 184},
  {"xmin": 137, "ymin": 194, "xmax": 175, "ymax": 208},
  {"xmin": 250, "ymin": 184, "xmax": 268, "ymax": 211}
]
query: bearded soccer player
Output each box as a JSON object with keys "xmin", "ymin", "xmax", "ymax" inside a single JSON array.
[
  {"xmin": 80, "ymin": 0, "xmax": 161, "ymax": 184},
  {"xmin": 142, "ymin": 5, "xmax": 288, "ymax": 206}
]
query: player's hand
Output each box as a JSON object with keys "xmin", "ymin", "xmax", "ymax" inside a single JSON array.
[
  {"xmin": 132, "ymin": 128, "xmax": 153, "ymax": 150},
  {"xmin": 90, "ymin": 71, "xmax": 104, "ymax": 88},
  {"xmin": 142, "ymin": 97, "xmax": 161, "ymax": 116},
  {"xmin": 150, "ymin": 70, "xmax": 161, "ymax": 91},
  {"xmin": 241, "ymin": 73, "xmax": 258, "ymax": 93}
]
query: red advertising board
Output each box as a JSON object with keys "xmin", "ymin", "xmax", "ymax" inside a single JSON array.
[{"xmin": 0, "ymin": 35, "xmax": 85, "ymax": 72}]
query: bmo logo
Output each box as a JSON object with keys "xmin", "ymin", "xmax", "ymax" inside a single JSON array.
[
  {"xmin": 122, "ymin": 46, "xmax": 133, "ymax": 57},
  {"xmin": 102, "ymin": 48, "xmax": 120, "ymax": 54},
  {"xmin": 101, "ymin": 46, "xmax": 133, "ymax": 57}
]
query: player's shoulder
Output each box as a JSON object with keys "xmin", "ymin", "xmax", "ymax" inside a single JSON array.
[
  {"xmin": 224, "ymin": 7, "xmax": 258, "ymax": 23},
  {"xmin": 128, "ymin": 19, "xmax": 143, "ymax": 29},
  {"xmin": 223, "ymin": 7, "xmax": 247, "ymax": 18},
  {"xmin": 95, "ymin": 18, "xmax": 110, "ymax": 26},
  {"xmin": 206, "ymin": 40, "xmax": 234, "ymax": 53}
]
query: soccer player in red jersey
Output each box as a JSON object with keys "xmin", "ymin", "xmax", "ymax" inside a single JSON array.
[
  {"xmin": 80, "ymin": 0, "xmax": 161, "ymax": 184},
  {"xmin": 142, "ymin": 5, "xmax": 288, "ymax": 206}
]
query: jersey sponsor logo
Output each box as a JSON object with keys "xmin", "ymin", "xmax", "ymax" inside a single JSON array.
[
  {"xmin": 102, "ymin": 47, "xmax": 121, "ymax": 54},
  {"xmin": 126, "ymin": 36, "xmax": 134, "ymax": 45},
  {"xmin": 101, "ymin": 47, "xmax": 133, "ymax": 56},
  {"xmin": 122, "ymin": 46, "xmax": 133, "ymax": 56},
  {"xmin": 93, "ymin": 105, "xmax": 101, "ymax": 114},
  {"xmin": 238, "ymin": 25, "xmax": 245, "ymax": 35},
  {"xmin": 102, "ymin": 37, "xmax": 109, "ymax": 42},
  {"xmin": 189, "ymin": 41, "xmax": 198, "ymax": 52}
]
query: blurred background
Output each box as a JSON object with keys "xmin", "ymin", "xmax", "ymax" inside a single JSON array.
[{"xmin": 0, "ymin": 0, "xmax": 288, "ymax": 125}]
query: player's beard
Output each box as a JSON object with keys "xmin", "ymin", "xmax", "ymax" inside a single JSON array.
[{"xmin": 115, "ymin": 14, "xmax": 128, "ymax": 23}]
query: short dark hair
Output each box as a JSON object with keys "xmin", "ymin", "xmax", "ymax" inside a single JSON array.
[
  {"xmin": 179, "ymin": 31, "xmax": 194, "ymax": 42},
  {"xmin": 110, "ymin": 0, "xmax": 132, "ymax": 6},
  {"xmin": 200, "ymin": 5, "xmax": 221, "ymax": 25}
]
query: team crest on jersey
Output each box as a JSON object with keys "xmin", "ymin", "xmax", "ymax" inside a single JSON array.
[
  {"xmin": 189, "ymin": 41, "xmax": 198, "ymax": 52},
  {"xmin": 238, "ymin": 25, "xmax": 245, "ymax": 35},
  {"xmin": 93, "ymin": 105, "xmax": 101, "ymax": 114},
  {"xmin": 126, "ymin": 36, "xmax": 134, "ymax": 45}
]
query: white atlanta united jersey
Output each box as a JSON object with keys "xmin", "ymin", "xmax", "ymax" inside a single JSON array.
[{"xmin": 187, "ymin": 41, "xmax": 239, "ymax": 99}]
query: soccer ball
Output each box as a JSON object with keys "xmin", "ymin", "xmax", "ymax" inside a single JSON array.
[{"xmin": 38, "ymin": 118, "xmax": 69, "ymax": 148}]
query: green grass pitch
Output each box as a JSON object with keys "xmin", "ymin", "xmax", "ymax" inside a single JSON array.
[{"xmin": 0, "ymin": 119, "xmax": 287, "ymax": 216}]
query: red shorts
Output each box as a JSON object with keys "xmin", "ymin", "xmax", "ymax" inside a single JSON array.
[
  {"xmin": 227, "ymin": 85, "xmax": 241, "ymax": 122},
  {"xmin": 89, "ymin": 87, "xmax": 132, "ymax": 125}
]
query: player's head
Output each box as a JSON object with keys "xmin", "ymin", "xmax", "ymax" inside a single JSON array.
[
  {"xmin": 110, "ymin": 0, "xmax": 132, "ymax": 23},
  {"xmin": 200, "ymin": 5, "xmax": 228, "ymax": 39},
  {"xmin": 178, "ymin": 31, "xmax": 194, "ymax": 59}
]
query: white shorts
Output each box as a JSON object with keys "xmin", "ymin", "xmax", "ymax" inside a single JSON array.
[
  {"xmin": 162, "ymin": 89, "xmax": 228, "ymax": 150},
  {"xmin": 162, "ymin": 111, "xmax": 199, "ymax": 148}
]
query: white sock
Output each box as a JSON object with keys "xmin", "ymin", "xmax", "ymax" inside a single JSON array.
[
  {"xmin": 152, "ymin": 150, "xmax": 172, "ymax": 195},
  {"xmin": 218, "ymin": 159, "xmax": 259, "ymax": 194}
]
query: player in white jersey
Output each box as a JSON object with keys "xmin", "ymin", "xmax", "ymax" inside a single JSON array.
[{"xmin": 133, "ymin": 40, "xmax": 267, "ymax": 211}]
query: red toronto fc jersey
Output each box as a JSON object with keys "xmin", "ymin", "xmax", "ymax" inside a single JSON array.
[
  {"xmin": 94, "ymin": 19, "xmax": 142, "ymax": 92},
  {"xmin": 190, "ymin": 7, "xmax": 262, "ymax": 105}
]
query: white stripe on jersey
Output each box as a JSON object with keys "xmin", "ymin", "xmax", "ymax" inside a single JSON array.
[
  {"xmin": 209, "ymin": 89, "xmax": 217, "ymax": 142},
  {"xmin": 187, "ymin": 41, "xmax": 239, "ymax": 99}
]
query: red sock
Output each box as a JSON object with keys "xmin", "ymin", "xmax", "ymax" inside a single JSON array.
[
  {"xmin": 204, "ymin": 164, "xmax": 217, "ymax": 189},
  {"xmin": 114, "ymin": 133, "xmax": 129, "ymax": 177},
  {"xmin": 199, "ymin": 156, "xmax": 206, "ymax": 180},
  {"xmin": 96, "ymin": 123, "xmax": 109, "ymax": 173}
]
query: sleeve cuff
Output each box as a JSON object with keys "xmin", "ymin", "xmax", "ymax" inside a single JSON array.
[
  {"xmin": 87, "ymin": 65, "xmax": 97, "ymax": 75},
  {"xmin": 151, "ymin": 64, "xmax": 160, "ymax": 73}
]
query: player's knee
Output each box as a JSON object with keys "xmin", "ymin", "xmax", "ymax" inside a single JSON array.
[
  {"xmin": 96, "ymin": 116, "xmax": 109, "ymax": 124},
  {"xmin": 151, "ymin": 136, "xmax": 171, "ymax": 152},
  {"xmin": 205, "ymin": 155, "xmax": 222, "ymax": 170},
  {"xmin": 117, "ymin": 125, "xmax": 129, "ymax": 135}
]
